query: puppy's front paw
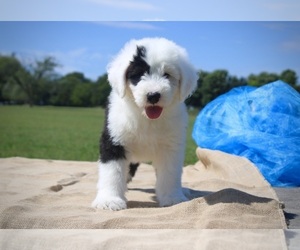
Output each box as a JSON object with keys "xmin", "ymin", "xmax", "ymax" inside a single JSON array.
[
  {"xmin": 158, "ymin": 192, "xmax": 189, "ymax": 207},
  {"xmin": 92, "ymin": 195, "xmax": 127, "ymax": 211}
]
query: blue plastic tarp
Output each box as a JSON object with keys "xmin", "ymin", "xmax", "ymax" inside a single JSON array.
[{"xmin": 192, "ymin": 80, "xmax": 300, "ymax": 187}]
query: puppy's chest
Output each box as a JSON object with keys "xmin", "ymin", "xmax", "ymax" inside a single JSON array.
[
  {"xmin": 120, "ymin": 119, "xmax": 175, "ymax": 151},
  {"xmin": 124, "ymin": 121, "xmax": 170, "ymax": 145},
  {"xmin": 125, "ymin": 126, "xmax": 170, "ymax": 161}
]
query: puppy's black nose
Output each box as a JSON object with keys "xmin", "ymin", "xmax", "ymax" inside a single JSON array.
[{"xmin": 147, "ymin": 92, "xmax": 161, "ymax": 104}]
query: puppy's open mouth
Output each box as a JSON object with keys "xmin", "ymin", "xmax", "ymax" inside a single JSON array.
[{"xmin": 145, "ymin": 106, "xmax": 163, "ymax": 119}]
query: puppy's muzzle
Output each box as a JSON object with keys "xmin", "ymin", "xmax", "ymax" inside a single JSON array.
[{"xmin": 147, "ymin": 92, "xmax": 161, "ymax": 104}]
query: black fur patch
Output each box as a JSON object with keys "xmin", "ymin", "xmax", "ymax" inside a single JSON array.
[
  {"xmin": 99, "ymin": 106, "xmax": 126, "ymax": 163},
  {"xmin": 125, "ymin": 46, "xmax": 150, "ymax": 86},
  {"xmin": 129, "ymin": 162, "xmax": 139, "ymax": 178}
]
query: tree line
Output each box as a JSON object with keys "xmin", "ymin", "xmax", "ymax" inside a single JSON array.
[{"xmin": 0, "ymin": 55, "xmax": 299, "ymax": 109}]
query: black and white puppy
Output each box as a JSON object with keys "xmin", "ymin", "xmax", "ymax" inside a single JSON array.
[{"xmin": 92, "ymin": 37, "xmax": 198, "ymax": 210}]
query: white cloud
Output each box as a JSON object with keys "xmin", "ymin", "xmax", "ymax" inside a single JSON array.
[
  {"xmin": 142, "ymin": 18, "xmax": 165, "ymax": 21},
  {"xmin": 263, "ymin": 2, "xmax": 287, "ymax": 11},
  {"xmin": 97, "ymin": 21, "xmax": 161, "ymax": 30},
  {"xmin": 261, "ymin": 1, "xmax": 300, "ymax": 19},
  {"xmin": 86, "ymin": 0, "xmax": 158, "ymax": 11},
  {"xmin": 262, "ymin": 23, "xmax": 288, "ymax": 31},
  {"xmin": 67, "ymin": 48, "xmax": 88, "ymax": 58},
  {"xmin": 282, "ymin": 37, "xmax": 300, "ymax": 52},
  {"xmin": 6, "ymin": 48, "xmax": 104, "ymax": 80}
]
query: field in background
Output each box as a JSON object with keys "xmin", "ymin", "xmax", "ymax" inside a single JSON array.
[{"xmin": 0, "ymin": 106, "xmax": 198, "ymax": 165}]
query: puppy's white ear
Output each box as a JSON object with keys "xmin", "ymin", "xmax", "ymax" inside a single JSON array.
[
  {"xmin": 107, "ymin": 40, "xmax": 138, "ymax": 98},
  {"xmin": 179, "ymin": 59, "xmax": 198, "ymax": 102},
  {"xmin": 107, "ymin": 57, "xmax": 127, "ymax": 98}
]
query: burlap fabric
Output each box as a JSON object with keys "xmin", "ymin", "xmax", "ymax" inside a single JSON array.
[{"xmin": 0, "ymin": 148, "xmax": 287, "ymax": 249}]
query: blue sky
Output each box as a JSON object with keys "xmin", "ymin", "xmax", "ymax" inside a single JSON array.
[
  {"xmin": 1, "ymin": 22, "xmax": 299, "ymax": 82},
  {"xmin": 0, "ymin": 0, "xmax": 300, "ymax": 21}
]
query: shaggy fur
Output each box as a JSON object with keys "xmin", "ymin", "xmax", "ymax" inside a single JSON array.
[{"xmin": 92, "ymin": 37, "xmax": 198, "ymax": 210}]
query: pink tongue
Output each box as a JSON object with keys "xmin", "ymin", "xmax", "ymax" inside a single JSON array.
[{"xmin": 145, "ymin": 106, "xmax": 163, "ymax": 119}]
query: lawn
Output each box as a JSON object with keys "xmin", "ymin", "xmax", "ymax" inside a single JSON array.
[{"xmin": 0, "ymin": 106, "xmax": 198, "ymax": 165}]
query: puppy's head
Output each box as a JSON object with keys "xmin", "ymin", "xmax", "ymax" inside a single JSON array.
[{"xmin": 107, "ymin": 37, "xmax": 198, "ymax": 119}]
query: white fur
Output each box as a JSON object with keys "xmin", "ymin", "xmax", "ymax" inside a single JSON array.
[{"xmin": 92, "ymin": 37, "xmax": 198, "ymax": 210}]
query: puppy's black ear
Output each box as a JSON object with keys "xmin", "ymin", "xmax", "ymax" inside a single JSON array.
[{"xmin": 178, "ymin": 59, "xmax": 198, "ymax": 102}]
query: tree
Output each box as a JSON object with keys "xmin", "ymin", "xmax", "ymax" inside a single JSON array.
[
  {"xmin": 248, "ymin": 72, "xmax": 279, "ymax": 87},
  {"xmin": 10, "ymin": 56, "xmax": 58, "ymax": 106},
  {"xmin": 185, "ymin": 71, "xmax": 205, "ymax": 108},
  {"xmin": 2, "ymin": 80, "xmax": 27, "ymax": 104},
  {"xmin": 70, "ymin": 83, "xmax": 92, "ymax": 106},
  {"xmin": 199, "ymin": 70, "xmax": 231, "ymax": 107},
  {"xmin": 280, "ymin": 69, "xmax": 297, "ymax": 86},
  {"xmin": 0, "ymin": 55, "xmax": 23, "ymax": 103},
  {"xmin": 247, "ymin": 69, "xmax": 299, "ymax": 89},
  {"xmin": 2, "ymin": 53, "xmax": 298, "ymax": 107},
  {"xmin": 62, "ymin": 72, "xmax": 91, "ymax": 84},
  {"xmin": 91, "ymin": 74, "xmax": 111, "ymax": 107},
  {"xmin": 186, "ymin": 70, "xmax": 247, "ymax": 109},
  {"xmin": 50, "ymin": 71, "xmax": 98, "ymax": 107},
  {"xmin": 49, "ymin": 79, "xmax": 76, "ymax": 106}
]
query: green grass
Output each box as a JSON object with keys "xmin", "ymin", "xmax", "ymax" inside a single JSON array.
[
  {"xmin": 0, "ymin": 106, "xmax": 198, "ymax": 165},
  {"xmin": 186, "ymin": 109, "xmax": 198, "ymax": 165}
]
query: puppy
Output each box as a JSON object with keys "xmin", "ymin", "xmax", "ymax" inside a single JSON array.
[{"xmin": 92, "ymin": 37, "xmax": 198, "ymax": 210}]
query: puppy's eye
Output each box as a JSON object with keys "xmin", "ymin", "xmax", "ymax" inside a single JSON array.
[
  {"xmin": 129, "ymin": 73, "xmax": 143, "ymax": 85},
  {"xmin": 126, "ymin": 64, "xmax": 150, "ymax": 85},
  {"xmin": 163, "ymin": 73, "xmax": 170, "ymax": 79}
]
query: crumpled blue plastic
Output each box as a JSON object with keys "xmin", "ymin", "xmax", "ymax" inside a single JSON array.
[{"xmin": 192, "ymin": 80, "xmax": 300, "ymax": 187}]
